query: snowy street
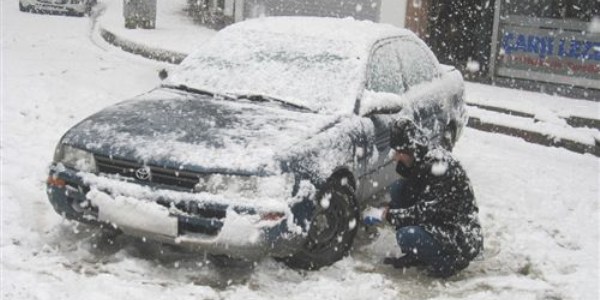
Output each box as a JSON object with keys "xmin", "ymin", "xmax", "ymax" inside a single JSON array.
[{"xmin": 1, "ymin": 1, "xmax": 599, "ymax": 299}]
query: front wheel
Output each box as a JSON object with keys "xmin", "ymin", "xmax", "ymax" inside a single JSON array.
[{"xmin": 280, "ymin": 177, "xmax": 359, "ymax": 270}]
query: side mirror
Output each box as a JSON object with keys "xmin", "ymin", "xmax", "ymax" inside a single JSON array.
[
  {"xmin": 158, "ymin": 68, "xmax": 169, "ymax": 80},
  {"xmin": 359, "ymin": 90, "xmax": 405, "ymax": 116}
]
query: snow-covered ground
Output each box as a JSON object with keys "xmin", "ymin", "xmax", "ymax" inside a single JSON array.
[
  {"xmin": 1, "ymin": 1, "xmax": 599, "ymax": 299},
  {"xmin": 98, "ymin": 0, "xmax": 215, "ymax": 54},
  {"xmin": 465, "ymin": 82, "xmax": 600, "ymax": 147}
]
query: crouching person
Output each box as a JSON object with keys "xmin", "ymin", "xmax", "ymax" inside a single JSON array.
[{"xmin": 363, "ymin": 118, "xmax": 483, "ymax": 278}]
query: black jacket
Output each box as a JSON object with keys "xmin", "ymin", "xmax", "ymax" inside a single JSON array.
[{"xmin": 387, "ymin": 148, "xmax": 483, "ymax": 260}]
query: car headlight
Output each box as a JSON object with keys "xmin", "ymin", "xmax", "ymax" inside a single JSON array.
[
  {"xmin": 194, "ymin": 173, "xmax": 295, "ymax": 198},
  {"xmin": 54, "ymin": 144, "xmax": 97, "ymax": 173}
]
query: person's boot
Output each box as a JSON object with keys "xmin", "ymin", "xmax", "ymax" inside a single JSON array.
[{"xmin": 383, "ymin": 255, "xmax": 425, "ymax": 269}]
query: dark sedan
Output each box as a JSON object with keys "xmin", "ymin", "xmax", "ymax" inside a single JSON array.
[{"xmin": 47, "ymin": 16, "xmax": 467, "ymax": 270}]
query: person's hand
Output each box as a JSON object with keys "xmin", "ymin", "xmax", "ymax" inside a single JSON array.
[
  {"xmin": 390, "ymin": 149, "xmax": 401, "ymax": 162},
  {"xmin": 362, "ymin": 206, "xmax": 388, "ymax": 226}
]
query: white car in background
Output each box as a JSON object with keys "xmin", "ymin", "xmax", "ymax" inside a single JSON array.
[{"xmin": 19, "ymin": 0, "xmax": 95, "ymax": 16}]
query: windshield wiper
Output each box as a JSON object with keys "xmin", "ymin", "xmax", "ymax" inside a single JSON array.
[
  {"xmin": 162, "ymin": 84, "xmax": 215, "ymax": 96},
  {"xmin": 162, "ymin": 86, "xmax": 314, "ymax": 112},
  {"xmin": 236, "ymin": 94, "xmax": 314, "ymax": 113}
]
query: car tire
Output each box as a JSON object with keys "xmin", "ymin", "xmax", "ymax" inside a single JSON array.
[{"xmin": 280, "ymin": 176, "xmax": 359, "ymax": 270}]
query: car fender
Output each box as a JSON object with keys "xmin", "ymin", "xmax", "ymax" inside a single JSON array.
[{"xmin": 277, "ymin": 115, "xmax": 374, "ymax": 231}]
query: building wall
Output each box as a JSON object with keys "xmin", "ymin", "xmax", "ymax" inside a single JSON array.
[
  {"xmin": 379, "ymin": 0, "xmax": 407, "ymax": 28},
  {"xmin": 243, "ymin": 0, "xmax": 381, "ymax": 21}
]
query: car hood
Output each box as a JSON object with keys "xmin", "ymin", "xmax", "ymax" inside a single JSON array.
[{"xmin": 61, "ymin": 88, "xmax": 338, "ymax": 175}]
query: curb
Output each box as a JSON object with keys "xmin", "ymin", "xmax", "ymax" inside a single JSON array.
[
  {"xmin": 468, "ymin": 117, "xmax": 599, "ymax": 156},
  {"xmin": 98, "ymin": 26, "xmax": 600, "ymax": 157},
  {"xmin": 467, "ymin": 103, "xmax": 600, "ymax": 131}
]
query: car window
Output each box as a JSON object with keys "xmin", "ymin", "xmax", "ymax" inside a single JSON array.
[
  {"xmin": 396, "ymin": 39, "xmax": 439, "ymax": 87},
  {"xmin": 366, "ymin": 42, "xmax": 405, "ymax": 95}
]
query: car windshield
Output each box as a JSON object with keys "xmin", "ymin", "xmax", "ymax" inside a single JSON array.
[{"xmin": 166, "ymin": 28, "xmax": 365, "ymax": 115}]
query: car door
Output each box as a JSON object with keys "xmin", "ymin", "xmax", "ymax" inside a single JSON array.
[
  {"xmin": 395, "ymin": 37, "xmax": 448, "ymax": 144},
  {"xmin": 358, "ymin": 39, "xmax": 407, "ymax": 202}
]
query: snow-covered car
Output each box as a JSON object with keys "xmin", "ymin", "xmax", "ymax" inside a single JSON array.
[
  {"xmin": 19, "ymin": 0, "xmax": 95, "ymax": 16},
  {"xmin": 46, "ymin": 17, "xmax": 467, "ymax": 270}
]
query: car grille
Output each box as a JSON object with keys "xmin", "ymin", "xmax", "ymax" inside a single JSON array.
[
  {"xmin": 94, "ymin": 155, "xmax": 205, "ymax": 190},
  {"xmin": 93, "ymin": 155, "xmax": 229, "ymax": 236}
]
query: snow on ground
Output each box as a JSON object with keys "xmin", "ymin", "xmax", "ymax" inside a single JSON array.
[
  {"xmin": 98, "ymin": 0, "xmax": 216, "ymax": 54},
  {"xmin": 465, "ymin": 81, "xmax": 600, "ymax": 121},
  {"xmin": 1, "ymin": 1, "xmax": 599, "ymax": 299},
  {"xmin": 467, "ymin": 105, "xmax": 600, "ymax": 146},
  {"xmin": 465, "ymin": 83, "xmax": 600, "ymax": 147}
]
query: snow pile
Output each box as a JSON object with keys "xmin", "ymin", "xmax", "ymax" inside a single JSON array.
[
  {"xmin": 466, "ymin": 81, "xmax": 600, "ymax": 145},
  {"xmin": 89, "ymin": 188, "xmax": 178, "ymax": 237},
  {"xmin": 468, "ymin": 106, "xmax": 599, "ymax": 146},
  {"xmin": 465, "ymin": 82, "xmax": 599, "ymax": 121},
  {"xmin": 216, "ymin": 209, "xmax": 262, "ymax": 245}
]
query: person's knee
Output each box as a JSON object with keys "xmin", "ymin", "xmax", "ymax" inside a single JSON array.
[
  {"xmin": 396, "ymin": 227, "xmax": 445, "ymax": 262},
  {"xmin": 395, "ymin": 226, "xmax": 429, "ymax": 249}
]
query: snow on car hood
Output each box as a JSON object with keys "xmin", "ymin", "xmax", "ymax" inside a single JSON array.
[{"xmin": 61, "ymin": 88, "xmax": 337, "ymax": 174}]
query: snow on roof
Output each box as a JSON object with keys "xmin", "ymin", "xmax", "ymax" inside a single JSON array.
[
  {"xmin": 224, "ymin": 16, "xmax": 412, "ymax": 46},
  {"xmin": 169, "ymin": 17, "xmax": 413, "ymax": 114}
]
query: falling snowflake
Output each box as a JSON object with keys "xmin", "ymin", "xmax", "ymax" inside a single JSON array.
[
  {"xmin": 466, "ymin": 59, "xmax": 481, "ymax": 73},
  {"xmin": 355, "ymin": 4, "xmax": 363, "ymax": 12}
]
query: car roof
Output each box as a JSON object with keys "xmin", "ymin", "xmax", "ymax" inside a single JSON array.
[{"xmin": 224, "ymin": 16, "xmax": 414, "ymax": 48}]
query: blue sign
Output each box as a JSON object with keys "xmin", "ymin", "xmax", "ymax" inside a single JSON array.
[{"xmin": 502, "ymin": 32, "xmax": 600, "ymax": 61}]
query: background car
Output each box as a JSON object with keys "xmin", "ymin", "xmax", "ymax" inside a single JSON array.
[
  {"xmin": 19, "ymin": 0, "xmax": 96, "ymax": 16},
  {"xmin": 46, "ymin": 17, "xmax": 467, "ymax": 270}
]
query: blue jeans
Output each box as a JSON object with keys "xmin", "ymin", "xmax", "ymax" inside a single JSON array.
[
  {"xmin": 396, "ymin": 226, "xmax": 468, "ymax": 277},
  {"xmin": 390, "ymin": 180, "xmax": 469, "ymax": 277}
]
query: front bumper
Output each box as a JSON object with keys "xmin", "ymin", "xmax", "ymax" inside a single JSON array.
[
  {"xmin": 46, "ymin": 164, "xmax": 303, "ymax": 259},
  {"xmin": 30, "ymin": 1, "xmax": 86, "ymax": 14}
]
